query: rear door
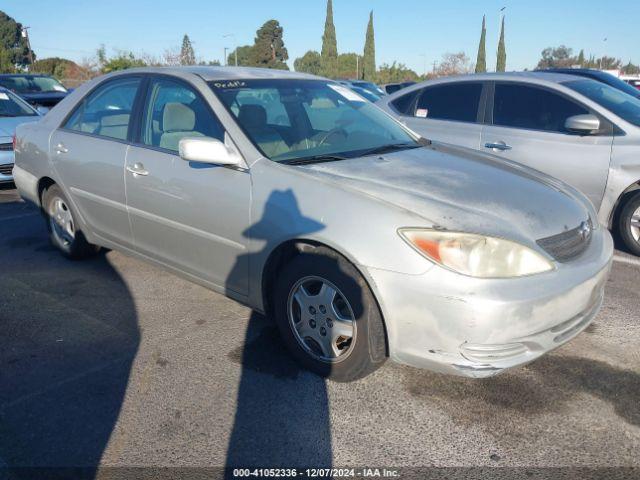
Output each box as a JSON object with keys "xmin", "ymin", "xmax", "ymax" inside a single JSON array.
[
  {"xmin": 481, "ymin": 82, "xmax": 613, "ymax": 209},
  {"xmin": 124, "ymin": 75, "xmax": 251, "ymax": 295},
  {"xmin": 49, "ymin": 76, "xmax": 143, "ymax": 247},
  {"xmin": 393, "ymin": 82, "xmax": 486, "ymax": 150}
]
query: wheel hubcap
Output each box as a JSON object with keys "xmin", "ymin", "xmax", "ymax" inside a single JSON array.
[
  {"xmin": 287, "ymin": 276, "xmax": 356, "ymax": 362},
  {"xmin": 49, "ymin": 196, "xmax": 75, "ymax": 246},
  {"xmin": 631, "ymin": 206, "xmax": 640, "ymax": 242}
]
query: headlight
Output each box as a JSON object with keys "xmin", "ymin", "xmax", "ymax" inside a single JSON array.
[{"xmin": 399, "ymin": 229, "xmax": 554, "ymax": 278}]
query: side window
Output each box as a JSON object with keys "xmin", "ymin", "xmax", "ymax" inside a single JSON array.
[
  {"xmin": 415, "ymin": 83, "xmax": 482, "ymax": 123},
  {"xmin": 64, "ymin": 77, "xmax": 141, "ymax": 140},
  {"xmin": 142, "ymin": 78, "xmax": 224, "ymax": 152},
  {"xmin": 391, "ymin": 90, "xmax": 420, "ymax": 115},
  {"xmin": 493, "ymin": 84, "xmax": 588, "ymax": 133}
]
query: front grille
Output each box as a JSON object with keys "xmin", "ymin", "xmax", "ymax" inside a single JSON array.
[
  {"xmin": 0, "ymin": 163, "xmax": 14, "ymax": 176},
  {"xmin": 536, "ymin": 218, "xmax": 593, "ymax": 262},
  {"xmin": 0, "ymin": 143, "xmax": 12, "ymax": 151}
]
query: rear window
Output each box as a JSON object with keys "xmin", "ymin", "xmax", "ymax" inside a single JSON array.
[{"xmin": 415, "ymin": 83, "xmax": 482, "ymax": 123}]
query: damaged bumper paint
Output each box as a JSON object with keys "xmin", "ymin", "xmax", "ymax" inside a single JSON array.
[{"xmin": 364, "ymin": 227, "xmax": 613, "ymax": 378}]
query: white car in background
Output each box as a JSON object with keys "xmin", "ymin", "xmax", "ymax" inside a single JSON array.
[{"xmin": 0, "ymin": 87, "xmax": 41, "ymax": 184}]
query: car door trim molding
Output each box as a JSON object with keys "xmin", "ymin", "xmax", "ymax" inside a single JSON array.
[
  {"xmin": 126, "ymin": 204, "xmax": 246, "ymax": 251},
  {"xmin": 69, "ymin": 186, "xmax": 128, "ymax": 212}
]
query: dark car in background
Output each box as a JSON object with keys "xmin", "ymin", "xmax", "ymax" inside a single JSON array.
[
  {"xmin": 0, "ymin": 74, "xmax": 70, "ymax": 110},
  {"xmin": 536, "ymin": 68, "xmax": 640, "ymax": 100},
  {"xmin": 383, "ymin": 81, "xmax": 416, "ymax": 95}
]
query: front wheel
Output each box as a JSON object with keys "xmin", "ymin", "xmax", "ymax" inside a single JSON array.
[
  {"xmin": 42, "ymin": 184, "xmax": 99, "ymax": 259},
  {"xmin": 618, "ymin": 191, "xmax": 640, "ymax": 257},
  {"xmin": 273, "ymin": 247, "xmax": 387, "ymax": 382}
]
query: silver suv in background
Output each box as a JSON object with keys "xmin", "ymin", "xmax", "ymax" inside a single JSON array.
[{"xmin": 378, "ymin": 72, "xmax": 640, "ymax": 256}]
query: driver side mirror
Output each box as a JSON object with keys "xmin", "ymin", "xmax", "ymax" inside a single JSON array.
[
  {"xmin": 565, "ymin": 114, "xmax": 601, "ymax": 135},
  {"xmin": 178, "ymin": 137, "xmax": 242, "ymax": 167}
]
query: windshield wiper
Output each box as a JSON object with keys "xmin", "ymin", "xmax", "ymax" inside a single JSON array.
[
  {"xmin": 280, "ymin": 154, "xmax": 349, "ymax": 165},
  {"xmin": 359, "ymin": 142, "xmax": 423, "ymax": 157}
]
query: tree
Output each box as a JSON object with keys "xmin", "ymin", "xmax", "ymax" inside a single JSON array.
[
  {"xmin": 97, "ymin": 46, "xmax": 146, "ymax": 73},
  {"xmin": 622, "ymin": 61, "xmax": 640, "ymax": 75},
  {"xmin": 0, "ymin": 43, "xmax": 14, "ymax": 73},
  {"xmin": 250, "ymin": 20, "xmax": 288, "ymax": 70},
  {"xmin": 180, "ymin": 34, "xmax": 196, "ymax": 66},
  {"xmin": 577, "ymin": 49, "xmax": 585, "ymax": 67},
  {"xmin": 30, "ymin": 57, "xmax": 78, "ymax": 78},
  {"xmin": 228, "ymin": 45, "xmax": 253, "ymax": 67},
  {"xmin": 363, "ymin": 11, "xmax": 376, "ymax": 81},
  {"xmin": 496, "ymin": 17, "xmax": 506, "ymax": 72},
  {"xmin": 475, "ymin": 15, "xmax": 486, "ymax": 73},
  {"xmin": 321, "ymin": 0, "xmax": 338, "ymax": 77},
  {"xmin": 376, "ymin": 62, "xmax": 419, "ymax": 84},
  {"xmin": 537, "ymin": 45, "xmax": 575, "ymax": 69},
  {"xmin": 433, "ymin": 52, "xmax": 473, "ymax": 77},
  {"xmin": 294, "ymin": 50, "xmax": 322, "ymax": 75},
  {"xmin": 0, "ymin": 11, "xmax": 35, "ymax": 68}
]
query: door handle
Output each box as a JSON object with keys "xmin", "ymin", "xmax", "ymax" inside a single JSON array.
[
  {"xmin": 126, "ymin": 163, "xmax": 149, "ymax": 176},
  {"xmin": 484, "ymin": 142, "xmax": 512, "ymax": 151},
  {"xmin": 55, "ymin": 143, "xmax": 68, "ymax": 154}
]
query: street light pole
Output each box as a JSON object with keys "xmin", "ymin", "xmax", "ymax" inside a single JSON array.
[
  {"xmin": 224, "ymin": 47, "xmax": 229, "ymax": 66},
  {"xmin": 223, "ymin": 34, "xmax": 237, "ymax": 66}
]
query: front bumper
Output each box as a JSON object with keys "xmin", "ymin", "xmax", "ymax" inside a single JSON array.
[
  {"xmin": 365, "ymin": 228, "xmax": 614, "ymax": 378},
  {"xmin": 0, "ymin": 150, "xmax": 14, "ymax": 183}
]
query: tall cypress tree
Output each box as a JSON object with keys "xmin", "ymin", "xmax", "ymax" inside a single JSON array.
[
  {"xmin": 321, "ymin": 0, "xmax": 338, "ymax": 77},
  {"xmin": 180, "ymin": 34, "xmax": 196, "ymax": 65},
  {"xmin": 363, "ymin": 11, "xmax": 376, "ymax": 81},
  {"xmin": 475, "ymin": 15, "xmax": 486, "ymax": 73},
  {"xmin": 577, "ymin": 49, "xmax": 585, "ymax": 67},
  {"xmin": 496, "ymin": 17, "xmax": 506, "ymax": 72}
]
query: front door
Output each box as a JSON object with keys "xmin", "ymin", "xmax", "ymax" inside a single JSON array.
[
  {"xmin": 481, "ymin": 82, "xmax": 613, "ymax": 209},
  {"xmin": 49, "ymin": 76, "xmax": 143, "ymax": 247},
  {"xmin": 124, "ymin": 76, "xmax": 251, "ymax": 295}
]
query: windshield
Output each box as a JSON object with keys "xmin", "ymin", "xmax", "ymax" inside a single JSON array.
[
  {"xmin": 211, "ymin": 79, "xmax": 417, "ymax": 163},
  {"xmin": 0, "ymin": 76, "xmax": 68, "ymax": 94},
  {"xmin": 0, "ymin": 90, "xmax": 38, "ymax": 117},
  {"xmin": 565, "ymin": 79, "xmax": 640, "ymax": 127}
]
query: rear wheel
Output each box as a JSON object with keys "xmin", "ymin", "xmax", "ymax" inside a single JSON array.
[
  {"xmin": 618, "ymin": 191, "xmax": 640, "ymax": 257},
  {"xmin": 42, "ymin": 184, "xmax": 99, "ymax": 259},
  {"xmin": 273, "ymin": 247, "xmax": 386, "ymax": 382}
]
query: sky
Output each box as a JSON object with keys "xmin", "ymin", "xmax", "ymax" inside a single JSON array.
[{"xmin": 3, "ymin": 0, "xmax": 640, "ymax": 74}]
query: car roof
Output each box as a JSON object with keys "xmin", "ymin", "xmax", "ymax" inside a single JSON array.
[
  {"xmin": 109, "ymin": 66, "xmax": 323, "ymax": 82},
  {"xmin": 381, "ymin": 71, "xmax": 594, "ymax": 101},
  {"xmin": 0, "ymin": 74, "xmax": 52, "ymax": 78}
]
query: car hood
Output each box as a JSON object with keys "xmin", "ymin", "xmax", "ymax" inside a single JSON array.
[
  {"xmin": 297, "ymin": 143, "xmax": 591, "ymax": 243},
  {"xmin": 0, "ymin": 116, "xmax": 40, "ymax": 138}
]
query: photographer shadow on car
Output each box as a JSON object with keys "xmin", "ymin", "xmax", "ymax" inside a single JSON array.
[
  {"xmin": 0, "ymin": 198, "xmax": 139, "ymax": 480},
  {"xmin": 225, "ymin": 189, "xmax": 372, "ymax": 470}
]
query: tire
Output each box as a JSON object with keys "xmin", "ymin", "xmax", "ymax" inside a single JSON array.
[
  {"xmin": 42, "ymin": 184, "xmax": 99, "ymax": 259},
  {"xmin": 273, "ymin": 246, "xmax": 387, "ymax": 382},
  {"xmin": 618, "ymin": 191, "xmax": 640, "ymax": 257}
]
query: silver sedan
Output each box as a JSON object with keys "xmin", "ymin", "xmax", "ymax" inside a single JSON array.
[
  {"xmin": 13, "ymin": 67, "xmax": 613, "ymax": 381},
  {"xmin": 0, "ymin": 87, "xmax": 40, "ymax": 184},
  {"xmin": 377, "ymin": 72, "xmax": 640, "ymax": 256}
]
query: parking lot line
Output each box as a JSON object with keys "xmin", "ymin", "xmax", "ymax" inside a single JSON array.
[{"xmin": 613, "ymin": 254, "xmax": 640, "ymax": 267}]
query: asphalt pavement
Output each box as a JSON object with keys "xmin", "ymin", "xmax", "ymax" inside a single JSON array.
[{"xmin": 0, "ymin": 185, "xmax": 638, "ymax": 479}]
